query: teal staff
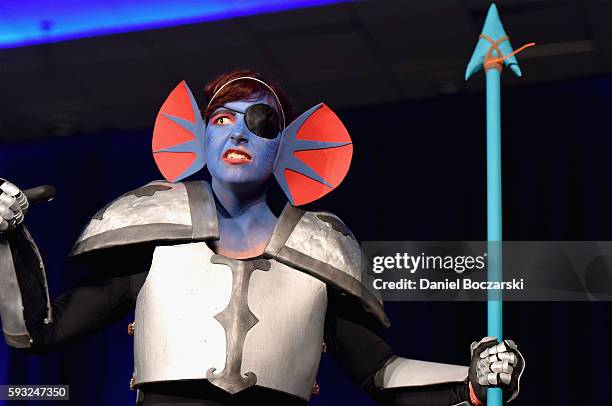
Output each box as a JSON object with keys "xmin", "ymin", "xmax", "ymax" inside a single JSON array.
[{"xmin": 465, "ymin": 4, "xmax": 533, "ymax": 405}]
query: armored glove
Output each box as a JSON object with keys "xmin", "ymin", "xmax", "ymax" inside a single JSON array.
[
  {"xmin": 468, "ymin": 336, "xmax": 525, "ymax": 404},
  {"xmin": 0, "ymin": 179, "xmax": 28, "ymax": 233}
]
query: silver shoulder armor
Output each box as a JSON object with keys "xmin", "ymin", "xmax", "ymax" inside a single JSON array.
[
  {"xmin": 265, "ymin": 205, "xmax": 389, "ymax": 328},
  {"xmin": 71, "ymin": 180, "xmax": 219, "ymax": 257}
]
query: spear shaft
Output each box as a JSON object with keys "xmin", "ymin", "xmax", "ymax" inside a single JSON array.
[
  {"xmin": 465, "ymin": 4, "xmax": 533, "ymax": 405},
  {"xmin": 486, "ymin": 65, "xmax": 503, "ymax": 406}
]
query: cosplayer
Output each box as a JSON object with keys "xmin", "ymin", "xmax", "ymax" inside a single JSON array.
[{"xmin": 0, "ymin": 70, "xmax": 523, "ymax": 405}]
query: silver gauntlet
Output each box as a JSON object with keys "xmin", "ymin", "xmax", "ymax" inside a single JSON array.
[{"xmin": 0, "ymin": 179, "xmax": 29, "ymax": 233}]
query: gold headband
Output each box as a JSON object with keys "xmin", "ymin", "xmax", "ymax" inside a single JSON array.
[{"xmin": 205, "ymin": 76, "xmax": 286, "ymax": 130}]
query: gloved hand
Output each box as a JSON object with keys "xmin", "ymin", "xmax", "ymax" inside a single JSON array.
[
  {"xmin": 0, "ymin": 179, "xmax": 29, "ymax": 233},
  {"xmin": 468, "ymin": 336, "xmax": 525, "ymax": 404}
]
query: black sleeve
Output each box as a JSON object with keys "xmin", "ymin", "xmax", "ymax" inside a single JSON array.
[
  {"xmin": 9, "ymin": 226, "xmax": 152, "ymax": 352},
  {"xmin": 324, "ymin": 288, "xmax": 470, "ymax": 405}
]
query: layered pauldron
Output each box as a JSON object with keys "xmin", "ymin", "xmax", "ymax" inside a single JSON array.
[
  {"xmin": 70, "ymin": 180, "xmax": 219, "ymax": 257},
  {"xmin": 71, "ymin": 179, "xmax": 387, "ymax": 327}
]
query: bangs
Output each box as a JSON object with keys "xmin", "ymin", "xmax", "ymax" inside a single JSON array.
[{"xmin": 203, "ymin": 69, "xmax": 292, "ymax": 123}]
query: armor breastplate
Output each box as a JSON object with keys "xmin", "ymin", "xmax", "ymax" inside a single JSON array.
[
  {"xmin": 72, "ymin": 180, "xmax": 388, "ymax": 399},
  {"xmin": 133, "ymin": 241, "xmax": 327, "ymax": 401}
]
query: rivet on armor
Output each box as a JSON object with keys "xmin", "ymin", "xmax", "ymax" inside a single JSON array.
[
  {"xmin": 311, "ymin": 382, "xmax": 320, "ymax": 395},
  {"xmin": 127, "ymin": 322, "xmax": 135, "ymax": 336}
]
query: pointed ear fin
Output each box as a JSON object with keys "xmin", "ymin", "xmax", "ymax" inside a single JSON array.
[
  {"xmin": 274, "ymin": 103, "xmax": 353, "ymax": 206},
  {"xmin": 152, "ymin": 81, "xmax": 206, "ymax": 183}
]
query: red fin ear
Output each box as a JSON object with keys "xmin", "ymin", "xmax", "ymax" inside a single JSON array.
[
  {"xmin": 274, "ymin": 103, "xmax": 353, "ymax": 206},
  {"xmin": 152, "ymin": 81, "xmax": 206, "ymax": 183},
  {"xmin": 295, "ymin": 103, "xmax": 351, "ymax": 143}
]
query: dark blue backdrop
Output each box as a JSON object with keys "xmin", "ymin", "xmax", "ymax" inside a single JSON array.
[{"xmin": 1, "ymin": 74, "xmax": 611, "ymax": 405}]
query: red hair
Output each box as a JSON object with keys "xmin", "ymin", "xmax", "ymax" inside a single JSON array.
[{"xmin": 203, "ymin": 69, "xmax": 292, "ymax": 124}]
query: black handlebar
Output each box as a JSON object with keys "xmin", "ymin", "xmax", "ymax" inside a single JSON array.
[{"xmin": 24, "ymin": 185, "xmax": 56, "ymax": 204}]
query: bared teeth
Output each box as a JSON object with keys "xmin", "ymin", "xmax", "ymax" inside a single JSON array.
[{"xmin": 226, "ymin": 151, "xmax": 249, "ymax": 160}]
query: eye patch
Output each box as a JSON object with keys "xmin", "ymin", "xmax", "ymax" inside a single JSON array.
[
  {"xmin": 244, "ymin": 103, "xmax": 280, "ymax": 139},
  {"xmin": 215, "ymin": 103, "xmax": 280, "ymax": 139}
]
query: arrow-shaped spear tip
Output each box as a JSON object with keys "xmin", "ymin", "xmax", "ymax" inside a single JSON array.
[{"xmin": 465, "ymin": 3, "xmax": 523, "ymax": 81}]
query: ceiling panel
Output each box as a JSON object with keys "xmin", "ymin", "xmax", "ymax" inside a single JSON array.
[
  {"xmin": 240, "ymin": 2, "xmax": 353, "ymax": 34},
  {"xmin": 0, "ymin": 0, "xmax": 610, "ymax": 143},
  {"xmin": 269, "ymin": 30, "xmax": 374, "ymax": 73}
]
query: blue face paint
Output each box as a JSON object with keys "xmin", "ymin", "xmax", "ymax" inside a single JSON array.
[
  {"xmin": 205, "ymin": 95, "xmax": 282, "ymax": 190},
  {"xmin": 204, "ymin": 94, "xmax": 282, "ymax": 258}
]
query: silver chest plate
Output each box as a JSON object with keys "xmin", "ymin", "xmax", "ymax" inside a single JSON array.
[{"xmin": 133, "ymin": 242, "xmax": 327, "ymax": 400}]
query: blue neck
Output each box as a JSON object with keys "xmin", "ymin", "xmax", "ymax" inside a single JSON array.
[
  {"xmin": 211, "ymin": 178, "xmax": 268, "ymax": 216},
  {"xmin": 211, "ymin": 178, "xmax": 277, "ymax": 259}
]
